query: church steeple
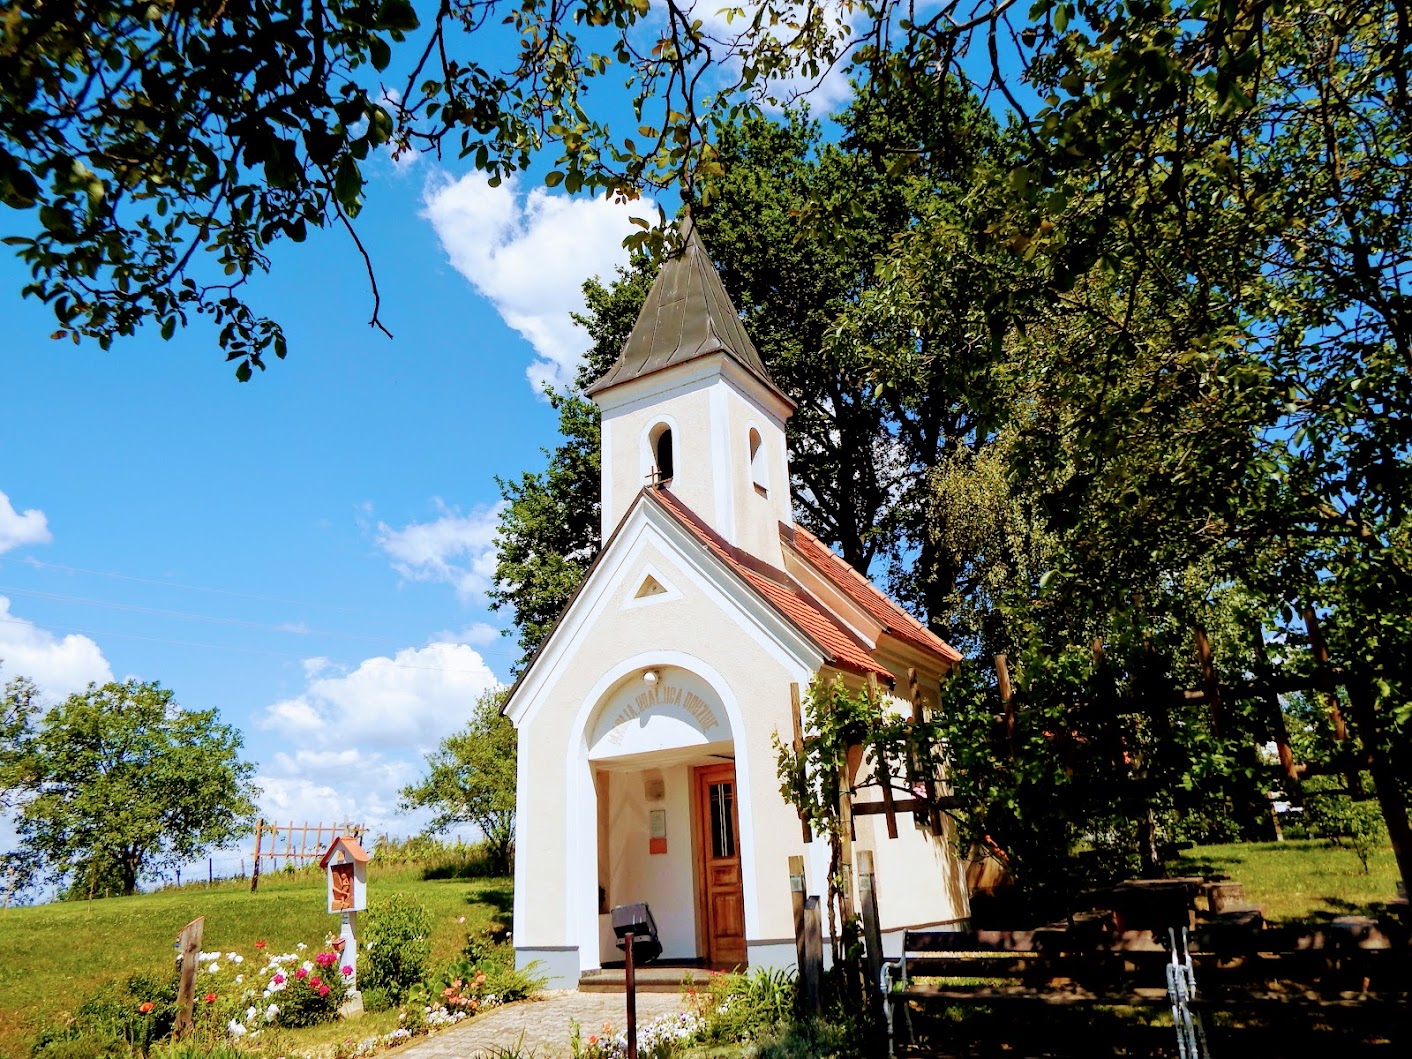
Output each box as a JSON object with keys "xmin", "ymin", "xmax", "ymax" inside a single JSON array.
[
  {"xmin": 585, "ymin": 216, "xmax": 790, "ymax": 406},
  {"xmin": 588, "ymin": 216, "xmax": 794, "ymax": 563}
]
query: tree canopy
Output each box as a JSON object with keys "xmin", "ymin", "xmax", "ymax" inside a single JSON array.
[
  {"xmin": 398, "ymin": 686, "xmax": 516, "ymax": 874},
  {"xmin": 1, "ymin": 675, "xmax": 258, "ymax": 897}
]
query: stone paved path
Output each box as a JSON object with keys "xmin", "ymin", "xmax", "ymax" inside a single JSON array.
[{"xmin": 392, "ymin": 991, "xmax": 688, "ymax": 1058}]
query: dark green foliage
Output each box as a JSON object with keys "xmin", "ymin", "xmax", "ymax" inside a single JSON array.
[
  {"xmin": 1305, "ymin": 776, "xmax": 1388, "ymax": 874},
  {"xmin": 1, "ymin": 677, "xmax": 257, "ymax": 897},
  {"xmin": 361, "ymin": 892, "xmax": 433, "ymax": 1003},
  {"xmin": 358, "ymin": 986, "xmax": 392, "ymax": 1014},
  {"xmin": 29, "ymin": 972, "xmax": 176, "ymax": 1059}
]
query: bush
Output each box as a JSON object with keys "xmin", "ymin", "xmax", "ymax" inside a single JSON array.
[
  {"xmin": 1307, "ymin": 792, "xmax": 1386, "ymax": 872},
  {"xmin": 30, "ymin": 1030, "xmax": 129, "ymax": 1059},
  {"xmin": 359, "ymin": 986, "xmax": 393, "ymax": 1014},
  {"xmin": 362, "ymin": 893, "xmax": 433, "ymax": 1003}
]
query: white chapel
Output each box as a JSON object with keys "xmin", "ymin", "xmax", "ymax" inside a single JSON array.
[{"xmin": 503, "ymin": 217, "xmax": 970, "ymax": 987}]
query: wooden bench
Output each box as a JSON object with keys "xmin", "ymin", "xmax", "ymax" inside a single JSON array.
[{"xmin": 881, "ymin": 915, "xmax": 1411, "ymax": 1056}]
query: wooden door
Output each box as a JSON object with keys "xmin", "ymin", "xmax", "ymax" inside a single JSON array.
[{"xmin": 695, "ymin": 762, "xmax": 746, "ymax": 968}]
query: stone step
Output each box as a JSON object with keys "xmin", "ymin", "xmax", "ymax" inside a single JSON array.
[{"xmin": 578, "ymin": 966, "xmax": 716, "ymax": 993}]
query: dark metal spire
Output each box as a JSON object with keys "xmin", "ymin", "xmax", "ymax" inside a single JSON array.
[{"xmin": 584, "ymin": 215, "xmax": 786, "ymax": 400}]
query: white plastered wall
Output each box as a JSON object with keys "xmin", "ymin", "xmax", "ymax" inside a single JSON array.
[
  {"xmin": 596, "ymin": 357, "xmax": 793, "ymax": 566},
  {"xmin": 508, "ymin": 507, "xmax": 821, "ymax": 978},
  {"xmin": 508, "ymin": 500, "xmax": 971, "ymax": 984}
]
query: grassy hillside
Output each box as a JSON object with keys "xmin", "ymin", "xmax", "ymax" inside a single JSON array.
[
  {"xmin": 1173, "ymin": 838, "xmax": 1402, "ymax": 922},
  {"xmin": 0, "ymin": 864, "xmax": 511, "ymax": 1058}
]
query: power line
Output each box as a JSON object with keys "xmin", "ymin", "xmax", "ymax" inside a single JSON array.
[
  {"xmin": 6, "ymin": 555, "xmax": 415, "ymax": 619},
  {"xmin": 0, "ymin": 615, "xmax": 497, "ymax": 675},
  {"xmin": 0, "ymin": 583, "xmax": 392, "ymax": 643}
]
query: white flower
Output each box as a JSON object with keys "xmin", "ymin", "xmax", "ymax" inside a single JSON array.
[
  {"xmin": 228, "ymin": 1020, "xmax": 247, "ymax": 1037},
  {"xmin": 227, "ymin": 951, "xmax": 239, "ymax": 960},
  {"xmin": 206, "ymin": 963, "xmax": 220, "ymax": 974},
  {"xmin": 296, "ymin": 942, "xmax": 307, "ymax": 951},
  {"xmin": 232, "ymin": 954, "xmax": 244, "ymax": 964},
  {"xmin": 234, "ymin": 975, "xmax": 244, "ymax": 984},
  {"xmin": 265, "ymin": 1003, "xmax": 279, "ymax": 1022},
  {"xmin": 246, "ymin": 1006, "xmax": 257, "ymax": 1020}
]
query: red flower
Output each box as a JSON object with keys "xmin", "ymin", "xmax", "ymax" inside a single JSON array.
[
  {"xmin": 273, "ymin": 973, "xmax": 285, "ymax": 985},
  {"xmin": 318, "ymin": 985, "xmax": 330, "ymax": 997},
  {"xmin": 295, "ymin": 968, "xmax": 309, "ymax": 980},
  {"xmin": 138, "ymin": 1002, "xmax": 154, "ymax": 1014},
  {"xmin": 309, "ymin": 975, "xmax": 322, "ymax": 989},
  {"xmin": 204, "ymin": 993, "xmax": 217, "ymax": 1004},
  {"xmin": 254, "ymin": 940, "xmax": 267, "ymax": 949}
]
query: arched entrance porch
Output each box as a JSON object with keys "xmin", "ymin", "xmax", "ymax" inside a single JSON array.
[{"xmin": 565, "ymin": 656, "xmax": 757, "ymax": 973}]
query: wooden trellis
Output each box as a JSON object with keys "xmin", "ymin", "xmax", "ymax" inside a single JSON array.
[{"xmin": 249, "ymin": 818, "xmax": 366, "ymax": 892}]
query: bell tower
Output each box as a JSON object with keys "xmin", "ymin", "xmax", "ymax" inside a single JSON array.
[{"xmin": 586, "ymin": 217, "xmax": 794, "ymax": 565}]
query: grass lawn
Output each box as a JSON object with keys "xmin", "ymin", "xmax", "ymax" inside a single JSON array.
[
  {"xmin": 0, "ymin": 865, "xmax": 512, "ymax": 1058},
  {"xmin": 1174, "ymin": 838, "xmax": 1401, "ymax": 922}
]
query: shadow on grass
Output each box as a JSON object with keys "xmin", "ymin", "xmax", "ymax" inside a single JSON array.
[
  {"xmin": 1300, "ymin": 895, "xmax": 1387, "ymax": 922},
  {"xmin": 468, "ymin": 884, "xmax": 513, "ymax": 936}
]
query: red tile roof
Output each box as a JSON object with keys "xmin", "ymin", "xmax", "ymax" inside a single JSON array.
[
  {"xmin": 648, "ymin": 490, "xmax": 892, "ymax": 679},
  {"xmin": 782, "ymin": 524, "xmax": 963, "ymax": 665}
]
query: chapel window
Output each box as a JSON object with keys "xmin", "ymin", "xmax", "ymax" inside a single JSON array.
[
  {"xmin": 748, "ymin": 427, "xmax": 768, "ymax": 496},
  {"xmin": 649, "ymin": 423, "xmax": 674, "ymax": 485}
]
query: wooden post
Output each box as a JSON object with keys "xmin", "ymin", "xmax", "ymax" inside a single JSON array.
[
  {"xmin": 837, "ymin": 767, "xmax": 856, "ymax": 924},
  {"xmin": 1193, "ymin": 625, "xmax": 1225, "ymax": 737},
  {"xmin": 1250, "ymin": 626, "xmax": 1300, "ymax": 787},
  {"xmin": 250, "ymin": 819, "xmax": 263, "ymax": 891},
  {"xmin": 995, "ymin": 653, "xmax": 1016, "ymax": 760},
  {"xmin": 789, "ymin": 683, "xmax": 812, "ymax": 843},
  {"xmin": 789, "ymin": 855, "xmax": 807, "ymax": 977},
  {"xmin": 624, "ymin": 930, "xmax": 638, "ymax": 1059},
  {"xmin": 173, "ymin": 916, "xmax": 204, "ymax": 1038},
  {"xmin": 1303, "ymin": 608, "xmax": 1349, "ymax": 742},
  {"xmin": 906, "ymin": 668, "xmax": 938, "ymax": 831},
  {"xmin": 858, "ymin": 851, "xmax": 884, "ymax": 995},
  {"xmin": 802, "ymin": 896, "xmax": 823, "ymax": 1016},
  {"xmin": 1304, "ymin": 609, "xmax": 1361, "ymax": 795}
]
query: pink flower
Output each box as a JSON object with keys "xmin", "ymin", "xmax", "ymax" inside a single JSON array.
[
  {"xmin": 309, "ymin": 975, "xmax": 322, "ymax": 989},
  {"xmin": 342, "ymin": 966, "xmax": 353, "ymax": 976},
  {"xmin": 318, "ymin": 985, "xmax": 330, "ymax": 997},
  {"xmin": 273, "ymin": 974, "xmax": 285, "ymax": 985},
  {"xmin": 294, "ymin": 968, "xmax": 308, "ymax": 980}
]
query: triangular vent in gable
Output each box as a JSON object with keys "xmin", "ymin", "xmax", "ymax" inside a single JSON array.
[
  {"xmin": 635, "ymin": 574, "xmax": 668, "ymax": 599},
  {"xmin": 624, "ymin": 565, "xmax": 682, "ymax": 609}
]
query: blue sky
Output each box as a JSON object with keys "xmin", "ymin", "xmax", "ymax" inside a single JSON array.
[
  {"xmin": 0, "ymin": 3, "xmax": 928, "ymax": 888},
  {"xmin": 0, "ymin": 136, "xmax": 673, "ymax": 876}
]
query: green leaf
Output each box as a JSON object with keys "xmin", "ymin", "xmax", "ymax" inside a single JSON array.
[
  {"xmin": 335, "ymin": 156, "xmax": 362, "ymax": 206},
  {"xmin": 375, "ymin": 0, "xmax": 420, "ymax": 32},
  {"xmin": 369, "ymin": 36, "xmax": 393, "ymax": 72},
  {"xmin": 544, "ymin": 171, "xmax": 565, "ymax": 188}
]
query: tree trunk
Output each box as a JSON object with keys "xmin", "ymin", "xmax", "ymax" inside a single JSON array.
[{"xmin": 1344, "ymin": 677, "xmax": 1412, "ymax": 894}]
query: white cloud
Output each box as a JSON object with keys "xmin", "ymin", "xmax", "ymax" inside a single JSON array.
[
  {"xmin": 375, "ymin": 499, "xmax": 504, "ymax": 599},
  {"xmin": 0, "ymin": 596, "xmax": 112, "ymax": 700},
  {"xmin": 254, "ymin": 639, "xmax": 502, "ymax": 835},
  {"xmin": 422, "ymin": 172, "xmax": 656, "ymax": 391},
  {"xmin": 0, "ymin": 491, "xmax": 51, "ymax": 554},
  {"xmin": 673, "ymin": 2, "xmax": 859, "ymax": 113},
  {"xmin": 258, "ymin": 641, "xmax": 499, "ymax": 751}
]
